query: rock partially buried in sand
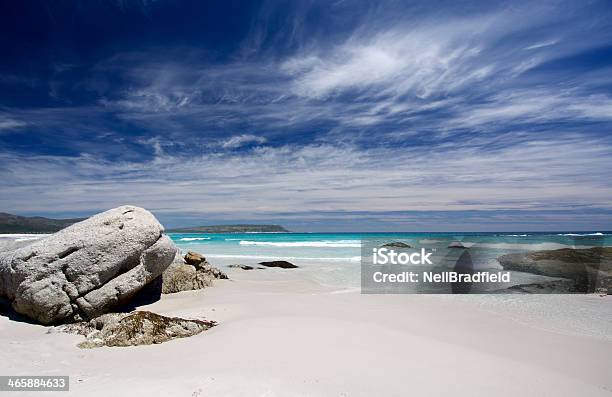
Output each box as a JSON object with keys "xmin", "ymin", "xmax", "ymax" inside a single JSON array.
[
  {"xmin": 0, "ymin": 206, "xmax": 177, "ymax": 324},
  {"xmin": 498, "ymin": 247, "xmax": 612, "ymax": 293},
  {"xmin": 161, "ymin": 251, "xmax": 228, "ymax": 294},
  {"xmin": 381, "ymin": 242, "xmax": 412, "ymax": 248},
  {"xmin": 229, "ymin": 264, "xmax": 255, "ymax": 270},
  {"xmin": 258, "ymin": 260, "xmax": 298, "ymax": 269},
  {"xmin": 55, "ymin": 310, "xmax": 216, "ymax": 348}
]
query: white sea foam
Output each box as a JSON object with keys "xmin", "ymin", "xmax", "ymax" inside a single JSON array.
[
  {"xmin": 419, "ymin": 239, "xmax": 444, "ymax": 244},
  {"xmin": 178, "ymin": 237, "xmax": 212, "ymax": 241},
  {"xmin": 207, "ymin": 254, "xmax": 361, "ymax": 262},
  {"xmin": 472, "ymin": 242, "xmax": 591, "ymax": 250},
  {"xmin": 557, "ymin": 232, "xmax": 605, "ymax": 236},
  {"xmin": 0, "ymin": 234, "xmax": 50, "ymax": 242},
  {"xmin": 0, "ymin": 234, "xmax": 50, "ymax": 238},
  {"xmin": 238, "ymin": 240, "xmax": 361, "ymax": 248}
]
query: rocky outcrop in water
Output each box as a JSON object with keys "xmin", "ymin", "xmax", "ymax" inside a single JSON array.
[
  {"xmin": 0, "ymin": 206, "xmax": 176, "ymax": 324},
  {"xmin": 54, "ymin": 310, "xmax": 216, "ymax": 348},
  {"xmin": 498, "ymin": 247, "xmax": 612, "ymax": 293},
  {"xmin": 381, "ymin": 242, "xmax": 412, "ymax": 248}
]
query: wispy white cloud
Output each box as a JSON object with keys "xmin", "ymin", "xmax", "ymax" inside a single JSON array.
[
  {"xmin": 524, "ymin": 39, "xmax": 559, "ymax": 50},
  {"xmin": 449, "ymin": 90, "xmax": 612, "ymax": 128},
  {"xmin": 90, "ymin": 3, "xmax": 612, "ymax": 141},
  {"xmin": 1, "ymin": 133, "xmax": 610, "ymax": 219},
  {"xmin": 0, "ymin": 115, "xmax": 26, "ymax": 132},
  {"xmin": 281, "ymin": 16, "xmax": 497, "ymax": 99},
  {"xmin": 221, "ymin": 134, "xmax": 267, "ymax": 149}
]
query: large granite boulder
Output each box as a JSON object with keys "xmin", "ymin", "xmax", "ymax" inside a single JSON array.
[
  {"xmin": 498, "ymin": 247, "xmax": 612, "ymax": 293},
  {"xmin": 161, "ymin": 251, "xmax": 228, "ymax": 294},
  {"xmin": 0, "ymin": 206, "xmax": 177, "ymax": 324}
]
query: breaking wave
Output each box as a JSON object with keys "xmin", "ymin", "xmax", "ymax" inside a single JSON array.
[
  {"xmin": 556, "ymin": 232, "xmax": 605, "ymax": 236},
  {"xmin": 207, "ymin": 254, "xmax": 361, "ymax": 262},
  {"xmin": 238, "ymin": 240, "xmax": 361, "ymax": 248}
]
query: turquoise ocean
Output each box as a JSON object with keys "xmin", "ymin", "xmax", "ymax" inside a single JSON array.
[{"xmin": 171, "ymin": 231, "xmax": 611, "ymax": 290}]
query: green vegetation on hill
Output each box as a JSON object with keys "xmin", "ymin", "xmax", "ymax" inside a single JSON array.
[
  {"xmin": 0, "ymin": 213, "xmax": 84, "ymax": 233},
  {"xmin": 167, "ymin": 224, "xmax": 289, "ymax": 233}
]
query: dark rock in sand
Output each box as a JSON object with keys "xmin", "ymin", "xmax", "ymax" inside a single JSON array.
[
  {"xmin": 161, "ymin": 252, "xmax": 228, "ymax": 294},
  {"xmin": 498, "ymin": 247, "xmax": 612, "ymax": 293},
  {"xmin": 258, "ymin": 260, "xmax": 298, "ymax": 269},
  {"xmin": 0, "ymin": 206, "xmax": 176, "ymax": 324},
  {"xmin": 55, "ymin": 310, "xmax": 216, "ymax": 348},
  {"xmin": 381, "ymin": 242, "xmax": 412, "ymax": 248},
  {"xmin": 229, "ymin": 264, "xmax": 255, "ymax": 270}
]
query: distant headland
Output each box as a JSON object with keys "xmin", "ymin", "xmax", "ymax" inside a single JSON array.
[
  {"xmin": 167, "ymin": 224, "xmax": 289, "ymax": 233},
  {"xmin": 0, "ymin": 212, "xmax": 288, "ymax": 234},
  {"xmin": 0, "ymin": 212, "xmax": 85, "ymax": 233}
]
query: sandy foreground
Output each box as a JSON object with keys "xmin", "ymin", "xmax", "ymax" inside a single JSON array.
[{"xmin": 1, "ymin": 268, "xmax": 611, "ymax": 397}]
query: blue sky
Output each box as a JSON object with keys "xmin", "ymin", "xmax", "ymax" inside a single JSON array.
[{"xmin": 1, "ymin": 0, "xmax": 612, "ymax": 231}]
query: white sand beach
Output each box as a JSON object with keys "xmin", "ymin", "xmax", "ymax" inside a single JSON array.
[{"xmin": 1, "ymin": 267, "xmax": 611, "ymax": 397}]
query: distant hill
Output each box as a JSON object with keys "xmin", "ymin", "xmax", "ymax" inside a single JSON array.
[
  {"xmin": 0, "ymin": 212, "xmax": 289, "ymax": 234},
  {"xmin": 167, "ymin": 224, "xmax": 289, "ymax": 233},
  {"xmin": 0, "ymin": 213, "xmax": 84, "ymax": 233}
]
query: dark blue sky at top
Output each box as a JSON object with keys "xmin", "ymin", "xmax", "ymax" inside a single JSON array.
[{"xmin": 1, "ymin": 0, "xmax": 612, "ymax": 231}]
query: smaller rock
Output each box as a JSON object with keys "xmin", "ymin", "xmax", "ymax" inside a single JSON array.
[
  {"xmin": 229, "ymin": 264, "xmax": 254, "ymax": 270},
  {"xmin": 162, "ymin": 263, "xmax": 212, "ymax": 293},
  {"xmin": 55, "ymin": 311, "xmax": 216, "ymax": 348},
  {"xmin": 381, "ymin": 242, "xmax": 412, "ymax": 248},
  {"xmin": 161, "ymin": 252, "xmax": 227, "ymax": 294},
  {"xmin": 448, "ymin": 241, "xmax": 466, "ymax": 248},
  {"xmin": 258, "ymin": 260, "xmax": 298, "ymax": 269},
  {"xmin": 204, "ymin": 265, "xmax": 229, "ymax": 279},
  {"xmin": 185, "ymin": 251, "xmax": 205, "ymax": 267}
]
